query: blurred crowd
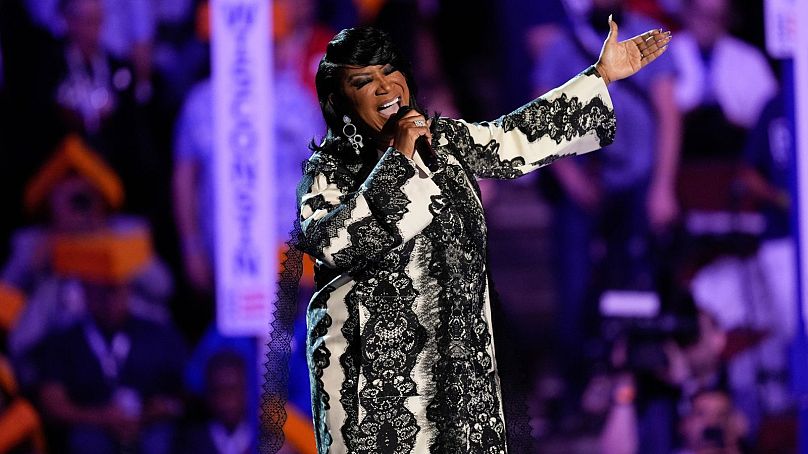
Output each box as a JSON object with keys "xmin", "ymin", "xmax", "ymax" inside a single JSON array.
[{"xmin": 0, "ymin": 0, "xmax": 796, "ymax": 453}]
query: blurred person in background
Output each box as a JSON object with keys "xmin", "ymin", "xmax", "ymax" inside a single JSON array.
[
  {"xmin": 2, "ymin": 135, "xmax": 173, "ymax": 386},
  {"xmin": 671, "ymin": 0, "xmax": 776, "ymax": 162},
  {"xmin": 531, "ymin": 0, "xmax": 681, "ymax": 421},
  {"xmin": 671, "ymin": 0, "xmax": 784, "ymax": 445},
  {"xmin": 149, "ymin": 0, "xmax": 206, "ymax": 109},
  {"xmin": 602, "ymin": 387, "xmax": 748, "ymax": 454},
  {"xmin": 273, "ymin": 0, "xmax": 335, "ymax": 98},
  {"xmin": 597, "ymin": 304, "xmax": 736, "ymax": 453},
  {"xmin": 33, "ymin": 0, "xmax": 157, "ymax": 215},
  {"xmin": 178, "ymin": 350, "xmax": 255, "ymax": 454},
  {"xmin": 690, "ymin": 88, "xmax": 797, "ymax": 445},
  {"xmin": 25, "ymin": 0, "xmax": 155, "ymax": 102},
  {"xmin": 676, "ymin": 388, "xmax": 748, "ymax": 454},
  {"xmin": 34, "ymin": 242, "xmax": 186, "ymax": 454}
]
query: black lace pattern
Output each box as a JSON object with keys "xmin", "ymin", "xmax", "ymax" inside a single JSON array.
[{"xmin": 293, "ymin": 71, "xmax": 615, "ymax": 454}]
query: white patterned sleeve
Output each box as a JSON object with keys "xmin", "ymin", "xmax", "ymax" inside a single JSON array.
[
  {"xmin": 437, "ymin": 66, "xmax": 616, "ymax": 179},
  {"xmin": 297, "ymin": 149, "xmax": 442, "ymax": 270}
]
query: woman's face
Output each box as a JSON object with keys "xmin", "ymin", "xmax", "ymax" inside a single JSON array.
[{"xmin": 339, "ymin": 64, "xmax": 411, "ymax": 134}]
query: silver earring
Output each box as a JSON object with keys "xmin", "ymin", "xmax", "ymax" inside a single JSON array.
[{"xmin": 342, "ymin": 115, "xmax": 363, "ymax": 155}]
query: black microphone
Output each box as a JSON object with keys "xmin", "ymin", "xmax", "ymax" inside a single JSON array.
[{"xmin": 383, "ymin": 106, "xmax": 439, "ymax": 172}]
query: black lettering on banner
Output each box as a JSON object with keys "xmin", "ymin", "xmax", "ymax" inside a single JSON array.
[{"xmin": 223, "ymin": 1, "xmax": 263, "ymax": 278}]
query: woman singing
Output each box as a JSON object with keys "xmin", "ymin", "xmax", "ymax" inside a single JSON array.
[{"xmin": 268, "ymin": 20, "xmax": 670, "ymax": 454}]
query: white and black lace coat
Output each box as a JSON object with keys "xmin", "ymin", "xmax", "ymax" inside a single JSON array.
[{"xmin": 296, "ymin": 68, "xmax": 615, "ymax": 454}]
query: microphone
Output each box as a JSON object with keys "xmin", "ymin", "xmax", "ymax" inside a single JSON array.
[{"xmin": 383, "ymin": 106, "xmax": 439, "ymax": 172}]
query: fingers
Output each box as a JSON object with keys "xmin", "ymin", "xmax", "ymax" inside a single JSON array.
[
  {"xmin": 397, "ymin": 110, "xmax": 430, "ymax": 134},
  {"xmin": 630, "ymin": 28, "xmax": 669, "ymax": 49},
  {"xmin": 638, "ymin": 32, "xmax": 670, "ymax": 55},
  {"xmin": 607, "ymin": 14, "xmax": 619, "ymax": 43},
  {"xmin": 640, "ymin": 32, "xmax": 672, "ymax": 67},
  {"xmin": 626, "ymin": 27, "xmax": 671, "ymax": 67},
  {"xmin": 640, "ymin": 43, "xmax": 670, "ymax": 67},
  {"xmin": 393, "ymin": 111, "xmax": 431, "ymax": 158}
]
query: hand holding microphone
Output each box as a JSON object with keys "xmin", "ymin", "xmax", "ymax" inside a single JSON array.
[{"xmin": 382, "ymin": 105, "xmax": 438, "ymax": 172}]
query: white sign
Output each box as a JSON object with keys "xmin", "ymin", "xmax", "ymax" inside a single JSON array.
[
  {"xmin": 796, "ymin": 0, "xmax": 808, "ymax": 334},
  {"xmin": 211, "ymin": 0, "xmax": 275, "ymax": 335},
  {"xmin": 765, "ymin": 0, "xmax": 796, "ymax": 58}
]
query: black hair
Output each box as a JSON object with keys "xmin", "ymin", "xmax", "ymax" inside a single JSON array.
[{"xmin": 311, "ymin": 26, "xmax": 422, "ymax": 159}]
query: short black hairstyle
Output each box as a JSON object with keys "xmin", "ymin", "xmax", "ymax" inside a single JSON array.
[{"xmin": 312, "ymin": 27, "xmax": 422, "ymax": 158}]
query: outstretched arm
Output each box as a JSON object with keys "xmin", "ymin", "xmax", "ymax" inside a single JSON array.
[
  {"xmin": 438, "ymin": 66, "xmax": 615, "ymax": 179},
  {"xmin": 438, "ymin": 17, "xmax": 672, "ymax": 180}
]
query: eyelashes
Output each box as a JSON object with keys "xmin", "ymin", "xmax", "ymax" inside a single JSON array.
[{"xmin": 350, "ymin": 65, "xmax": 397, "ymax": 89}]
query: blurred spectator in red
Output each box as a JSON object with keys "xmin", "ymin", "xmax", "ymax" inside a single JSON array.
[
  {"xmin": 625, "ymin": 0, "xmax": 677, "ymax": 26},
  {"xmin": 531, "ymin": 0, "xmax": 681, "ymax": 416},
  {"xmin": 670, "ymin": 0, "xmax": 776, "ymax": 161},
  {"xmin": 177, "ymin": 350, "xmax": 255, "ymax": 454},
  {"xmin": 274, "ymin": 0, "xmax": 334, "ymax": 98},
  {"xmin": 26, "ymin": 0, "xmax": 155, "ymax": 101},
  {"xmin": 2, "ymin": 135, "xmax": 173, "ymax": 384},
  {"xmin": 34, "ymin": 239, "xmax": 186, "ymax": 454}
]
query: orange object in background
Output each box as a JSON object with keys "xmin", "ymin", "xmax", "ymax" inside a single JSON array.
[
  {"xmin": 284, "ymin": 403, "xmax": 317, "ymax": 454},
  {"xmin": 277, "ymin": 245, "xmax": 315, "ymax": 287},
  {"xmin": 52, "ymin": 227, "xmax": 153, "ymax": 285},
  {"xmin": 0, "ymin": 283, "xmax": 25, "ymax": 331},
  {"xmin": 0, "ymin": 357, "xmax": 46, "ymax": 453},
  {"xmin": 353, "ymin": 0, "xmax": 386, "ymax": 23},
  {"xmin": 24, "ymin": 134, "xmax": 124, "ymax": 214}
]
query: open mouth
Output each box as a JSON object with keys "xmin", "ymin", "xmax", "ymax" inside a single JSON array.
[{"xmin": 378, "ymin": 96, "xmax": 401, "ymax": 118}]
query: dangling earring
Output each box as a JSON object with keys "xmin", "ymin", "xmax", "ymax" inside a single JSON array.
[{"xmin": 342, "ymin": 115, "xmax": 363, "ymax": 155}]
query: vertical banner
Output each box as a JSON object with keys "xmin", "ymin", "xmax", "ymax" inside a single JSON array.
[
  {"xmin": 794, "ymin": 2, "xmax": 808, "ymax": 453},
  {"xmin": 796, "ymin": 0, "xmax": 808, "ymax": 341},
  {"xmin": 211, "ymin": 0, "xmax": 275, "ymax": 336}
]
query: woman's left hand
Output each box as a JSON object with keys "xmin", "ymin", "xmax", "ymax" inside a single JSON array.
[{"xmin": 595, "ymin": 15, "xmax": 671, "ymax": 84}]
